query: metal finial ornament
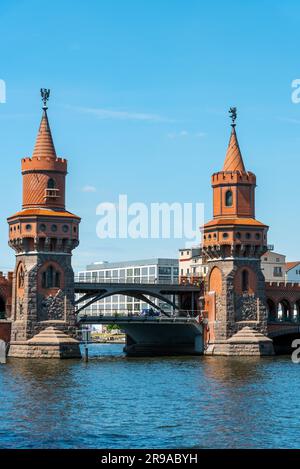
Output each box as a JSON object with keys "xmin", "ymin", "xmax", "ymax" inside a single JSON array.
[
  {"xmin": 229, "ymin": 107, "xmax": 237, "ymax": 127},
  {"xmin": 40, "ymin": 88, "xmax": 50, "ymax": 110}
]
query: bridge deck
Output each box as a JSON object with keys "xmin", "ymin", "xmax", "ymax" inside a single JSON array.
[
  {"xmin": 74, "ymin": 281, "xmax": 201, "ymax": 294},
  {"xmin": 78, "ymin": 314, "xmax": 199, "ymax": 325}
]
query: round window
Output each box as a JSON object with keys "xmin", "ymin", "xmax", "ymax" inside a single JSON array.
[
  {"xmin": 51, "ymin": 224, "xmax": 58, "ymax": 232},
  {"xmin": 40, "ymin": 224, "xmax": 46, "ymax": 232},
  {"xmin": 62, "ymin": 225, "xmax": 69, "ymax": 233},
  {"xmin": 223, "ymin": 233, "xmax": 229, "ymax": 238},
  {"xmin": 25, "ymin": 224, "xmax": 31, "ymax": 231}
]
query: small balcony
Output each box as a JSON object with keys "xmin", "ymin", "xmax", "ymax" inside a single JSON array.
[{"xmin": 44, "ymin": 188, "xmax": 60, "ymax": 199}]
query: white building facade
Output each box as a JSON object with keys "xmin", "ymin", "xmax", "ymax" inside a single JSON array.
[
  {"xmin": 178, "ymin": 247, "xmax": 207, "ymax": 281},
  {"xmin": 260, "ymin": 251, "xmax": 286, "ymax": 282}
]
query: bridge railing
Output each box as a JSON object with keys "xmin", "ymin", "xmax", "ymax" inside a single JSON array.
[
  {"xmin": 75, "ymin": 277, "xmax": 179, "ymax": 285},
  {"xmin": 74, "ymin": 276, "xmax": 202, "ymax": 286},
  {"xmin": 77, "ymin": 309, "xmax": 201, "ymax": 319}
]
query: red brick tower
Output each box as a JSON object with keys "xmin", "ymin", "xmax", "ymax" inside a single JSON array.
[
  {"xmin": 202, "ymin": 108, "xmax": 274, "ymax": 355},
  {"xmin": 7, "ymin": 90, "xmax": 81, "ymax": 358}
]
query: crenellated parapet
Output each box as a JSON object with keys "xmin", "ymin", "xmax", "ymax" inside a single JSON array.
[
  {"xmin": 21, "ymin": 156, "xmax": 67, "ymax": 173},
  {"xmin": 211, "ymin": 170, "xmax": 256, "ymax": 186}
]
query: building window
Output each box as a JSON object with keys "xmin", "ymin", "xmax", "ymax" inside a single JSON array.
[
  {"xmin": 47, "ymin": 178, "xmax": 56, "ymax": 189},
  {"xmin": 42, "ymin": 265, "xmax": 61, "ymax": 289},
  {"xmin": 246, "ymin": 233, "xmax": 251, "ymax": 239},
  {"xmin": 45, "ymin": 178, "xmax": 59, "ymax": 199},
  {"xmin": 223, "ymin": 233, "xmax": 229, "ymax": 238},
  {"xmin": 236, "ymin": 232, "xmax": 241, "ymax": 239},
  {"xmin": 39, "ymin": 224, "xmax": 46, "ymax": 232},
  {"xmin": 159, "ymin": 267, "xmax": 171, "ymax": 275},
  {"xmin": 62, "ymin": 225, "xmax": 69, "ymax": 233},
  {"xmin": 51, "ymin": 224, "xmax": 57, "ymax": 232},
  {"xmin": 225, "ymin": 190, "xmax": 233, "ymax": 207},
  {"xmin": 273, "ymin": 267, "xmax": 282, "ymax": 277},
  {"xmin": 25, "ymin": 224, "xmax": 32, "ymax": 231},
  {"xmin": 242, "ymin": 269, "xmax": 249, "ymax": 292}
]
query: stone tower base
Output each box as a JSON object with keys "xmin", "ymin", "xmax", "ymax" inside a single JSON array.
[
  {"xmin": 205, "ymin": 327, "xmax": 274, "ymax": 356},
  {"xmin": 8, "ymin": 327, "xmax": 81, "ymax": 359}
]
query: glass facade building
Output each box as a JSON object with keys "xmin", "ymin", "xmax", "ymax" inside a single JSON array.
[{"xmin": 77, "ymin": 258, "xmax": 179, "ymax": 315}]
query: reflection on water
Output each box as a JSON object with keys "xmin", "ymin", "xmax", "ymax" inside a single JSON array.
[{"xmin": 0, "ymin": 344, "xmax": 299, "ymax": 448}]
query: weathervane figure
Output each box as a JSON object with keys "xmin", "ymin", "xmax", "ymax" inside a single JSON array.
[
  {"xmin": 229, "ymin": 106, "xmax": 237, "ymax": 127},
  {"xmin": 40, "ymin": 88, "xmax": 50, "ymax": 110}
]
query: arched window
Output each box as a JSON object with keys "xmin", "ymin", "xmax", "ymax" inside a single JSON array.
[
  {"xmin": 47, "ymin": 178, "xmax": 56, "ymax": 189},
  {"xmin": 225, "ymin": 190, "xmax": 233, "ymax": 207},
  {"xmin": 242, "ymin": 269, "xmax": 249, "ymax": 292},
  {"xmin": 42, "ymin": 265, "xmax": 61, "ymax": 289},
  {"xmin": 18, "ymin": 265, "xmax": 25, "ymax": 289}
]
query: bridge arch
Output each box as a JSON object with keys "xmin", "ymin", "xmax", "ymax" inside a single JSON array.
[
  {"xmin": 293, "ymin": 300, "xmax": 300, "ymax": 322},
  {"xmin": 277, "ymin": 299, "xmax": 292, "ymax": 322},
  {"xmin": 271, "ymin": 330, "xmax": 300, "ymax": 354},
  {"xmin": 75, "ymin": 287, "xmax": 179, "ymax": 316}
]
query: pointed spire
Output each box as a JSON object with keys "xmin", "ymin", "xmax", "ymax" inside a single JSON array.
[
  {"xmin": 32, "ymin": 89, "xmax": 57, "ymax": 160},
  {"xmin": 222, "ymin": 107, "xmax": 246, "ymax": 172}
]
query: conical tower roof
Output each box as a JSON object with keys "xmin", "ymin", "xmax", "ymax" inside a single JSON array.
[
  {"xmin": 32, "ymin": 109, "xmax": 57, "ymax": 160},
  {"xmin": 222, "ymin": 125, "xmax": 245, "ymax": 172}
]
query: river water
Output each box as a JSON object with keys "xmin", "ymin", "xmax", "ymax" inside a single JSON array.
[{"xmin": 0, "ymin": 344, "xmax": 299, "ymax": 449}]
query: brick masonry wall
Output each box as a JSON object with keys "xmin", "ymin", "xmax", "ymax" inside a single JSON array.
[
  {"xmin": 206, "ymin": 258, "xmax": 268, "ymax": 342},
  {"xmin": 10, "ymin": 253, "xmax": 77, "ymax": 342}
]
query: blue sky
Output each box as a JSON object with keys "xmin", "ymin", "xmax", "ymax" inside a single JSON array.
[{"xmin": 1, "ymin": 0, "xmax": 300, "ymax": 271}]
